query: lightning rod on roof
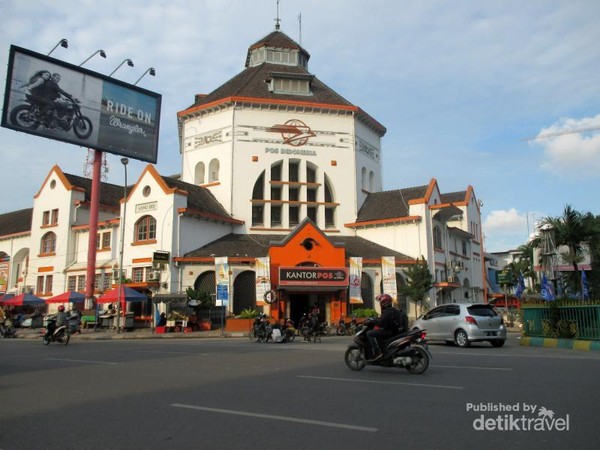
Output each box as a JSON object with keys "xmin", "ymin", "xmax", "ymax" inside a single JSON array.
[
  {"xmin": 275, "ymin": 0, "xmax": 281, "ymax": 30},
  {"xmin": 298, "ymin": 12, "xmax": 302, "ymax": 45}
]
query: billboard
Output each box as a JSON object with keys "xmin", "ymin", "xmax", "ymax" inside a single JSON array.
[{"xmin": 1, "ymin": 45, "xmax": 161, "ymax": 163}]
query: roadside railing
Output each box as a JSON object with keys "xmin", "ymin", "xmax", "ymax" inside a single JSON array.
[{"xmin": 521, "ymin": 301, "xmax": 600, "ymax": 340}]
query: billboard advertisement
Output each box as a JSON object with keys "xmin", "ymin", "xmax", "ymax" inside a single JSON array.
[{"xmin": 1, "ymin": 45, "xmax": 161, "ymax": 163}]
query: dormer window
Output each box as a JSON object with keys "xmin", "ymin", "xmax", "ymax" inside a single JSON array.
[
  {"xmin": 268, "ymin": 72, "xmax": 313, "ymax": 96},
  {"xmin": 249, "ymin": 47, "xmax": 308, "ymax": 69}
]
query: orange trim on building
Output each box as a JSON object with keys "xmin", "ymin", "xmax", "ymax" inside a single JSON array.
[{"xmin": 38, "ymin": 266, "xmax": 54, "ymax": 273}]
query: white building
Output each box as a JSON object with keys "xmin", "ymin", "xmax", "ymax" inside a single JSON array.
[{"xmin": 0, "ymin": 28, "xmax": 487, "ymax": 324}]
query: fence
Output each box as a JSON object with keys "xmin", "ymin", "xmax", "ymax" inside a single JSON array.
[{"xmin": 521, "ymin": 302, "xmax": 600, "ymax": 340}]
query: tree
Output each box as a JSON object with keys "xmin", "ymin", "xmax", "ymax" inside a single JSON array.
[
  {"xmin": 540, "ymin": 205, "xmax": 599, "ymax": 296},
  {"xmin": 399, "ymin": 257, "xmax": 433, "ymax": 318}
]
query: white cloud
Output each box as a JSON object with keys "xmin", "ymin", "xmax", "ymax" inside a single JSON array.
[{"xmin": 533, "ymin": 114, "xmax": 600, "ymax": 178}]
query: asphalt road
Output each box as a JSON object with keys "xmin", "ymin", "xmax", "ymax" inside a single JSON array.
[{"xmin": 1, "ymin": 334, "xmax": 599, "ymax": 450}]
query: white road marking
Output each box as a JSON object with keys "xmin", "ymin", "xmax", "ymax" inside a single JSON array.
[
  {"xmin": 136, "ymin": 350, "xmax": 210, "ymax": 355},
  {"xmin": 45, "ymin": 357, "xmax": 117, "ymax": 365},
  {"xmin": 171, "ymin": 404, "xmax": 378, "ymax": 432},
  {"xmin": 297, "ymin": 375, "xmax": 463, "ymax": 390},
  {"xmin": 432, "ymin": 365, "xmax": 512, "ymax": 371}
]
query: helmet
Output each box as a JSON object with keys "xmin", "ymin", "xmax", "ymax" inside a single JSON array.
[
  {"xmin": 376, "ymin": 293, "xmax": 393, "ymax": 308},
  {"xmin": 58, "ymin": 305, "xmax": 65, "ymax": 312}
]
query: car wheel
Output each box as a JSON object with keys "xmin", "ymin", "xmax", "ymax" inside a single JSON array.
[
  {"xmin": 454, "ymin": 329, "xmax": 470, "ymax": 348},
  {"xmin": 490, "ymin": 339, "xmax": 505, "ymax": 348}
]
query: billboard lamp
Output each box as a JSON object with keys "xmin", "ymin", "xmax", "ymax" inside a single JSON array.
[
  {"xmin": 47, "ymin": 38, "xmax": 68, "ymax": 56},
  {"xmin": 79, "ymin": 49, "xmax": 107, "ymax": 67},
  {"xmin": 134, "ymin": 67, "xmax": 156, "ymax": 86},
  {"xmin": 109, "ymin": 58, "xmax": 134, "ymax": 77}
]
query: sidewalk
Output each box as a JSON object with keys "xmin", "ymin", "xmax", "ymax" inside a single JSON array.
[{"xmin": 11, "ymin": 327, "xmax": 243, "ymax": 340}]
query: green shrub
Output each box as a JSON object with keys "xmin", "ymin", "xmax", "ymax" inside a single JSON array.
[
  {"xmin": 238, "ymin": 308, "xmax": 260, "ymax": 319},
  {"xmin": 350, "ymin": 308, "xmax": 378, "ymax": 318}
]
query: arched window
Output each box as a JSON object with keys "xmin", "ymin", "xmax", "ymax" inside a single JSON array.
[
  {"xmin": 194, "ymin": 162, "xmax": 205, "ymax": 185},
  {"xmin": 135, "ymin": 215, "xmax": 156, "ymax": 242},
  {"xmin": 433, "ymin": 226, "xmax": 443, "ymax": 249},
  {"xmin": 361, "ymin": 167, "xmax": 367, "ymax": 189},
  {"xmin": 208, "ymin": 159, "xmax": 220, "ymax": 182},
  {"xmin": 369, "ymin": 170, "xmax": 375, "ymax": 191},
  {"xmin": 40, "ymin": 232, "xmax": 56, "ymax": 255},
  {"xmin": 252, "ymin": 171, "xmax": 265, "ymax": 226}
]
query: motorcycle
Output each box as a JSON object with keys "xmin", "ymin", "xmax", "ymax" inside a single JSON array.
[
  {"xmin": 344, "ymin": 319, "xmax": 431, "ymax": 374},
  {"xmin": 248, "ymin": 315, "xmax": 272, "ymax": 343},
  {"xmin": 41, "ymin": 316, "xmax": 70, "ymax": 346},
  {"xmin": 336, "ymin": 316, "xmax": 358, "ymax": 336},
  {"xmin": 0, "ymin": 318, "xmax": 17, "ymax": 338},
  {"xmin": 10, "ymin": 94, "xmax": 93, "ymax": 139}
]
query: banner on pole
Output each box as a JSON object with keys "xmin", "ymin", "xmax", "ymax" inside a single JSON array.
[
  {"xmin": 382, "ymin": 256, "xmax": 398, "ymax": 302},
  {"xmin": 349, "ymin": 257, "xmax": 363, "ymax": 304},
  {"xmin": 255, "ymin": 257, "xmax": 271, "ymax": 306},
  {"xmin": 215, "ymin": 257, "xmax": 229, "ymax": 306}
]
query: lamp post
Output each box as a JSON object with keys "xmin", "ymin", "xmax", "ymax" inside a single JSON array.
[
  {"xmin": 79, "ymin": 49, "xmax": 106, "ymax": 67},
  {"xmin": 109, "ymin": 59, "xmax": 134, "ymax": 77},
  {"xmin": 47, "ymin": 38, "xmax": 68, "ymax": 56},
  {"xmin": 134, "ymin": 67, "xmax": 156, "ymax": 86},
  {"xmin": 116, "ymin": 157, "xmax": 129, "ymax": 333}
]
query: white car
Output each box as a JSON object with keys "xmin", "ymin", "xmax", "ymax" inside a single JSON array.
[{"xmin": 413, "ymin": 303, "xmax": 507, "ymax": 347}]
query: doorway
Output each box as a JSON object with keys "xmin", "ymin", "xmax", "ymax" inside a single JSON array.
[{"xmin": 289, "ymin": 293, "xmax": 310, "ymax": 327}]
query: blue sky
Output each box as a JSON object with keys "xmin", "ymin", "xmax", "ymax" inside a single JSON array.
[{"xmin": 1, "ymin": 0, "xmax": 599, "ymax": 252}]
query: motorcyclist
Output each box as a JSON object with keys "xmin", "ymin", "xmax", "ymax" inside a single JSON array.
[
  {"xmin": 36, "ymin": 73, "xmax": 73, "ymax": 125},
  {"xmin": 366, "ymin": 293, "xmax": 402, "ymax": 361},
  {"xmin": 47, "ymin": 305, "xmax": 68, "ymax": 337}
]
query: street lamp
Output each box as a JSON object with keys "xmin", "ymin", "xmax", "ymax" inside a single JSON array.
[
  {"xmin": 47, "ymin": 38, "xmax": 68, "ymax": 56},
  {"xmin": 79, "ymin": 49, "xmax": 106, "ymax": 66},
  {"xmin": 116, "ymin": 157, "xmax": 129, "ymax": 333},
  {"xmin": 109, "ymin": 59, "xmax": 134, "ymax": 77},
  {"xmin": 134, "ymin": 67, "xmax": 156, "ymax": 86}
]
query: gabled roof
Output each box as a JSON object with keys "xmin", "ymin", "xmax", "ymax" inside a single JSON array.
[
  {"xmin": 35, "ymin": 165, "xmax": 124, "ymax": 209},
  {"xmin": 130, "ymin": 165, "xmax": 238, "ymax": 224},
  {"xmin": 161, "ymin": 176, "xmax": 235, "ymax": 220},
  {"xmin": 181, "ymin": 233, "xmax": 413, "ymax": 262},
  {"xmin": 63, "ymin": 172, "xmax": 124, "ymax": 208},
  {"xmin": 0, "ymin": 208, "xmax": 33, "ymax": 238},
  {"xmin": 440, "ymin": 190, "xmax": 467, "ymax": 204},
  {"xmin": 355, "ymin": 185, "xmax": 429, "ymax": 223}
]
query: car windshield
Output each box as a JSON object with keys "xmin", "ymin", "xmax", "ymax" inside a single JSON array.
[{"xmin": 467, "ymin": 305, "xmax": 497, "ymax": 317}]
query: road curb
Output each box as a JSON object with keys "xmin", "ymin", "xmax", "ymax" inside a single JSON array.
[{"xmin": 520, "ymin": 336, "xmax": 600, "ymax": 352}]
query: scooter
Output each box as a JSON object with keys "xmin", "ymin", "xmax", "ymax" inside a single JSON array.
[
  {"xmin": 42, "ymin": 317, "xmax": 70, "ymax": 346},
  {"xmin": 344, "ymin": 319, "xmax": 431, "ymax": 374}
]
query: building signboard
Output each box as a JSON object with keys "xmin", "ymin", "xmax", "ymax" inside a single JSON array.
[{"xmin": 279, "ymin": 267, "xmax": 348, "ymax": 287}]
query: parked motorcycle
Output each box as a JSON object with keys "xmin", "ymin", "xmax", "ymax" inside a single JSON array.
[
  {"xmin": 248, "ymin": 315, "xmax": 272, "ymax": 343},
  {"xmin": 10, "ymin": 94, "xmax": 93, "ymax": 139},
  {"xmin": 42, "ymin": 316, "xmax": 70, "ymax": 346},
  {"xmin": 336, "ymin": 316, "xmax": 358, "ymax": 336},
  {"xmin": 344, "ymin": 319, "xmax": 431, "ymax": 374},
  {"xmin": 0, "ymin": 318, "xmax": 17, "ymax": 338}
]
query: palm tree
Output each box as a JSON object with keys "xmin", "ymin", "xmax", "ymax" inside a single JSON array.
[{"xmin": 540, "ymin": 205, "xmax": 598, "ymax": 295}]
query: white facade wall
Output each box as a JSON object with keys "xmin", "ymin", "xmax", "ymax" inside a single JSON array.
[{"xmin": 180, "ymin": 106, "xmax": 383, "ymax": 235}]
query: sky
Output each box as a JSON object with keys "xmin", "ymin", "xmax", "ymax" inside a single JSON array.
[{"xmin": 1, "ymin": 0, "xmax": 599, "ymax": 253}]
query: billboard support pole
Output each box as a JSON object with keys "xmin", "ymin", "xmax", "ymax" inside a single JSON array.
[{"xmin": 85, "ymin": 149, "xmax": 102, "ymax": 310}]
